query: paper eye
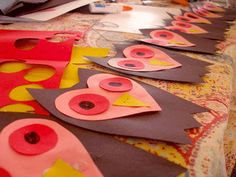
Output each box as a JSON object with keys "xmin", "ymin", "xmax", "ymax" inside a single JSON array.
[
  {"xmin": 150, "ymin": 30, "xmax": 174, "ymax": 40},
  {"xmin": 0, "ymin": 167, "xmax": 11, "ymax": 177},
  {"xmin": 175, "ymin": 21, "xmax": 191, "ymax": 28},
  {"xmin": 165, "ymin": 26, "xmax": 187, "ymax": 33},
  {"xmin": 99, "ymin": 77, "xmax": 133, "ymax": 92},
  {"xmin": 126, "ymin": 47, "xmax": 155, "ymax": 58},
  {"xmin": 175, "ymin": 16, "xmax": 190, "ymax": 22},
  {"xmin": 68, "ymin": 93, "xmax": 110, "ymax": 115},
  {"xmin": 9, "ymin": 124, "xmax": 58, "ymax": 155}
]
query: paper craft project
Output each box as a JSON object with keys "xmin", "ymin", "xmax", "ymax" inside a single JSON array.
[
  {"xmin": 139, "ymin": 28, "xmax": 219, "ymax": 54},
  {"xmin": 164, "ymin": 19, "xmax": 225, "ymax": 40},
  {"xmin": 0, "ymin": 112, "xmax": 186, "ymax": 177},
  {"xmin": 0, "ymin": 29, "xmax": 81, "ymax": 61},
  {"xmin": 201, "ymin": 2, "xmax": 236, "ymax": 15},
  {"xmin": 30, "ymin": 69, "xmax": 208, "ymax": 144},
  {"xmin": 87, "ymin": 43, "xmax": 211, "ymax": 83}
]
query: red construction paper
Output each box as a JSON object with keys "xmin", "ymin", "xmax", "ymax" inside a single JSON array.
[
  {"xmin": 99, "ymin": 77, "xmax": 133, "ymax": 92},
  {"xmin": 55, "ymin": 73, "xmax": 161, "ymax": 121},
  {"xmin": 117, "ymin": 59, "xmax": 145, "ymax": 70},
  {"xmin": 1, "ymin": 118, "xmax": 102, "ymax": 177},
  {"xmin": 0, "ymin": 61, "xmax": 65, "ymax": 115},
  {"xmin": 0, "ymin": 30, "xmax": 79, "ymax": 62},
  {"xmin": 0, "ymin": 167, "xmax": 11, "ymax": 177},
  {"xmin": 69, "ymin": 94, "xmax": 110, "ymax": 115},
  {"xmin": 129, "ymin": 47, "xmax": 155, "ymax": 58},
  {"xmin": 9, "ymin": 124, "xmax": 58, "ymax": 155},
  {"xmin": 0, "ymin": 112, "xmax": 186, "ymax": 177}
]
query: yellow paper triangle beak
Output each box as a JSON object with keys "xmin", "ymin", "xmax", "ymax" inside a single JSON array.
[
  {"xmin": 149, "ymin": 59, "xmax": 173, "ymax": 66},
  {"xmin": 43, "ymin": 159, "xmax": 85, "ymax": 177},
  {"xmin": 113, "ymin": 93, "xmax": 149, "ymax": 107}
]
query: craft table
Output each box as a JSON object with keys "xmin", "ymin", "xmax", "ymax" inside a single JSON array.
[{"xmin": 0, "ymin": 2, "xmax": 236, "ymax": 177}]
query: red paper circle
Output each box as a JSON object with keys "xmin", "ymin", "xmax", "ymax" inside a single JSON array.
[
  {"xmin": 130, "ymin": 48, "xmax": 154, "ymax": 58},
  {"xmin": 0, "ymin": 167, "xmax": 11, "ymax": 177},
  {"xmin": 151, "ymin": 31, "xmax": 174, "ymax": 40},
  {"xmin": 117, "ymin": 59, "xmax": 145, "ymax": 70},
  {"xmin": 99, "ymin": 77, "xmax": 133, "ymax": 92},
  {"xmin": 176, "ymin": 16, "xmax": 190, "ymax": 22},
  {"xmin": 69, "ymin": 94, "xmax": 110, "ymax": 115},
  {"xmin": 186, "ymin": 13, "xmax": 200, "ymax": 19},
  {"xmin": 175, "ymin": 21, "xmax": 191, "ymax": 28},
  {"xmin": 9, "ymin": 124, "xmax": 58, "ymax": 155}
]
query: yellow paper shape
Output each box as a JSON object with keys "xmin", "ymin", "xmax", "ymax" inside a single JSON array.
[
  {"xmin": 189, "ymin": 29, "xmax": 201, "ymax": 33},
  {"xmin": 113, "ymin": 93, "xmax": 149, "ymax": 107},
  {"xmin": 169, "ymin": 40, "xmax": 186, "ymax": 45},
  {"xmin": 43, "ymin": 159, "xmax": 85, "ymax": 177},
  {"xmin": 60, "ymin": 47, "xmax": 109, "ymax": 88},
  {"xmin": 0, "ymin": 104, "xmax": 35, "ymax": 113},
  {"xmin": 149, "ymin": 59, "xmax": 173, "ymax": 66},
  {"xmin": 0, "ymin": 62, "xmax": 31, "ymax": 73},
  {"xmin": 71, "ymin": 46, "xmax": 109, "ymax": 64},
  {"xmin": 24, "ymin": 67, "xmax": 56, "ymax": 82}
]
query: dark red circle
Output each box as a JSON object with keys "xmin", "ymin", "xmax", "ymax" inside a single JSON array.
[
  {"xmin": 117, "ymin": 59, "xmax": 145, "ymax": 70},
  {"xmin": 176, "ymin": 21, "xmax": 191, "ymax": 28},
  {"xmin": 0, "ymin": 168, "xmax": 11, "ymax": 177},
  {"xmin": 130, "ymin": 48, "xmax": 155, "ymax": 58},
  {"xmin": 9, "ymin": 124, "xmax": 58, "ymax": 155},
  {"xmin": 69, "ymin": 94, "xmax": 110, "ymax": 115},
  {"xmin": 152, "ymin": 31, "xmax": 174, "ymax": 40},
  {"xmin": 99, "ymin": 77, "xmax": 133, "ymax": 92}
]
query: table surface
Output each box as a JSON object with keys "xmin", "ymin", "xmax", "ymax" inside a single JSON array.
[{"xmin": 0, "ymin": 1, "xmax": 236, "ymax": 177}]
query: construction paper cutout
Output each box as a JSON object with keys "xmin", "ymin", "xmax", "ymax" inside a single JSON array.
[
  {"xmin": 149, "ymin": 30, "xmax": 195, "ymax": 47},
  {"xmin": 14, "ymin": 38, "xmax": 39, "ymax": 51},
  {"xmin": 193, "ymin": 8, "xmax": 223, "ymax": 18},
  {"xmin": 129, "ymin": 47, "xmax": 155, "ymax": 58},
  {"xmin": 69, "ymin": 94, "xmax": 110, "ymax": 115},
  {"xmin": 88, "ymin": 42, "xmax": 211, "ymax": 83},
  {"xmin": 203, "ymin": 2, "xmax": 225, "ymax": 13},
  {"xmin": 0, "ymin": 62, "xmax": 31, "ymax": 73},
  {"xmin": 30, "ymin": 69, "xmax": 208, "ymax": 144},
  {"xmin": 55, "ymin": 73, "xmax": 161, "ymax": 121},
  {"xmin": 167, "ymin": 20, "xmax": 208, "ymax": 34},
  {"xmin": 0, "ymin": 112, "xmax": 186, "ymax": 177},
  {"xmin": 0, "ymin": 104, "xmax": 35, "ymax": 113},
  {"xmin": 24, "ymin": 66, "xmax": 56, "ymax": 82},
  {"xmin": 9, "ymin": 124, "xmax": 58, "ymax": 155},
  {"xmin": 99, "ymin": 77, "xmax": 133, "ymax": 92},
  {"xmin": 9, "ymin": 84, "xmax": 43, "ymax": 101},
  {"xmin": 140, "ymin": 29, "xmax": 218, "ymax": 54},
  {"xmin": 43, "ymin": 159, "xmax": 85, "ymax": 177},
  {"xmin": 0, "ymin": 30, "xmax": 78, "ymax": 62},
  {"xmin": 173, "ymin": 13, "xmax": 211, "ymax": 24},
  {"xmin": 0, "ymin": 118, "xmax": 103, "ymax": 177},
  {"xmin": 0, "ymin": 167, "xmax": 11, "ymax": 177},
  {"xmin": 113, "ymin": 93, "xmax": 149, "ymax": 107}
]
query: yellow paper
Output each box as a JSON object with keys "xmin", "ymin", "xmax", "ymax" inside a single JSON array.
[
  {"xmin": 189, "ymin": 29, "xmax": 201, "ymax": 33},
  {"xmin": 71, "ymin": 46, "xmax": 109, "ymax": 64},
  {"xmin": 0, "ymin": 104, "xmax": 35, "ymax": 113},
  {"xmin": 43, "ymin": 159, "xmax": 85, "ymax": 177},
  {"xmin": 0, "ymin": 62, "xmax": 31, "ymax": 73},
  {"xmin": 149, "ymin": 59, "xmax": 173, "ymax": 66},
  {"xmin": 169, "ymin": 40, "xmax": 186, "ymax": 45},
  {"xmin": 60, "ymin": 47, "xmax": 109, "ymax": 88},
  {"xmin": 24, "ymin": 67, "xmax": 55, "ymax": 82},
  {"xmin": 113, "ymin": 93, "xmax": 149, "ymax": 107}
]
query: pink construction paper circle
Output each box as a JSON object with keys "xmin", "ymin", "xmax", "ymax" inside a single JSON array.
[
  {"xmin": 0, "ymin": 167, "xmax": 11, "ymax": 177},
  {"xmin": 186, "ymin": 13, "xmax": 201, "ymax": 20},
  {"xmin": 130, "ymin": 47, "xmax": 155, "ymax": 58},
  {"xmin": 9, "ymin": 124, "xmax": 58, "ymax": 155},
  {"xmin": 150, "ymin": 30, "xmax": 174, "ymax": 40},
  {"xmin": 99, "ymin": 77, "xmax": 133, "ymax": 92},
  {"xmin": 118, "ymin": 59, "xmax": 145, "ymax": 70},
  {"xmin": 175, "ymin": 21, "xmax": 191, "ymax": 28},
  {"xmin": 166, "ymin": 26, "xmax": 187, "ymax": 33},
  {"xmin": 176, "ymin": 16, "xmax": 190, "ymax": 22},
  {"xmin": 69, "ymin": 93, "xmax": 110, "ymax": 115}
]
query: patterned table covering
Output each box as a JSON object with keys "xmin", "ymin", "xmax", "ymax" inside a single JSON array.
[{"xmin": 0, "ymin": 6, "xmax": 236, "ymax": 177}]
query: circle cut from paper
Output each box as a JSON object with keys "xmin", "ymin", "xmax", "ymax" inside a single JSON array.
[
  {"xmin": 176, "ymin": 16, "xmax": 190, "ymax": 22},
  {"xmin": 117, "ymin": 59, "xmax": 145, "ymax": 70},
  {"xmin": 130, "ymin": 47, "xmax": 155, "ymax": 58},
  {"xmin": 175, "ymin": 21, "xmax": 191, "ymax": 28},
  {"xmin": 99, "ymin": 77, "xmax": 133, "ymax": 92},
  {"xmin": 186, "ymin": 13, "xmax": 200, "ymax": 19},
  {"xmin": 150, "ymin": 30, "xmax": 174, "ymax": 40},
  {"xmin": 166, "ymin": 27, "xmax": 187, "ymax": 33},
  {"xmin": 9, "ymin": 124, "xmax": 58, "ymax": 155},
  {"xmin": 69, "ymin": 93, "xmax": 110, "ymax": 115},
  {"xmin": 0, "ymin": 167, "xmax": 11, "ymax": 177}
]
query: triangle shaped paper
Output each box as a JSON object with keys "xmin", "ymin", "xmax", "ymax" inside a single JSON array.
[
  {"xmin": 113, "ymin": 93, "xmax": 149, "ymax": 107},
  {"xmin": 29, "ymin": 69, "xmax": 208, "ymax": 144},
  {"xmin": 87, "ymin": 42, "xmax": 211, "ymax": 83},
  {"xmin": 0, "ymin": 112, "xmax": 186, "ymax": 177}
]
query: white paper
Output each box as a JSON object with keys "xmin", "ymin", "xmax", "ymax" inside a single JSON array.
[
  {"xmin": 20, "ymin": 0, "xmax": 97, "ymax": 21},
  {"xmin": 93, "ymin": 5, "xmax": 182, "ymax": 34}
]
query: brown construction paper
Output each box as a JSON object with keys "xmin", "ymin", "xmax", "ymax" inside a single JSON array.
[
  {"xmin": 29, "ymin": 69, "xmax": 208, "ymax": 144},
  {"xmin": 0, "ymin": 112, "xmax": 186, "ymax": 177}
]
